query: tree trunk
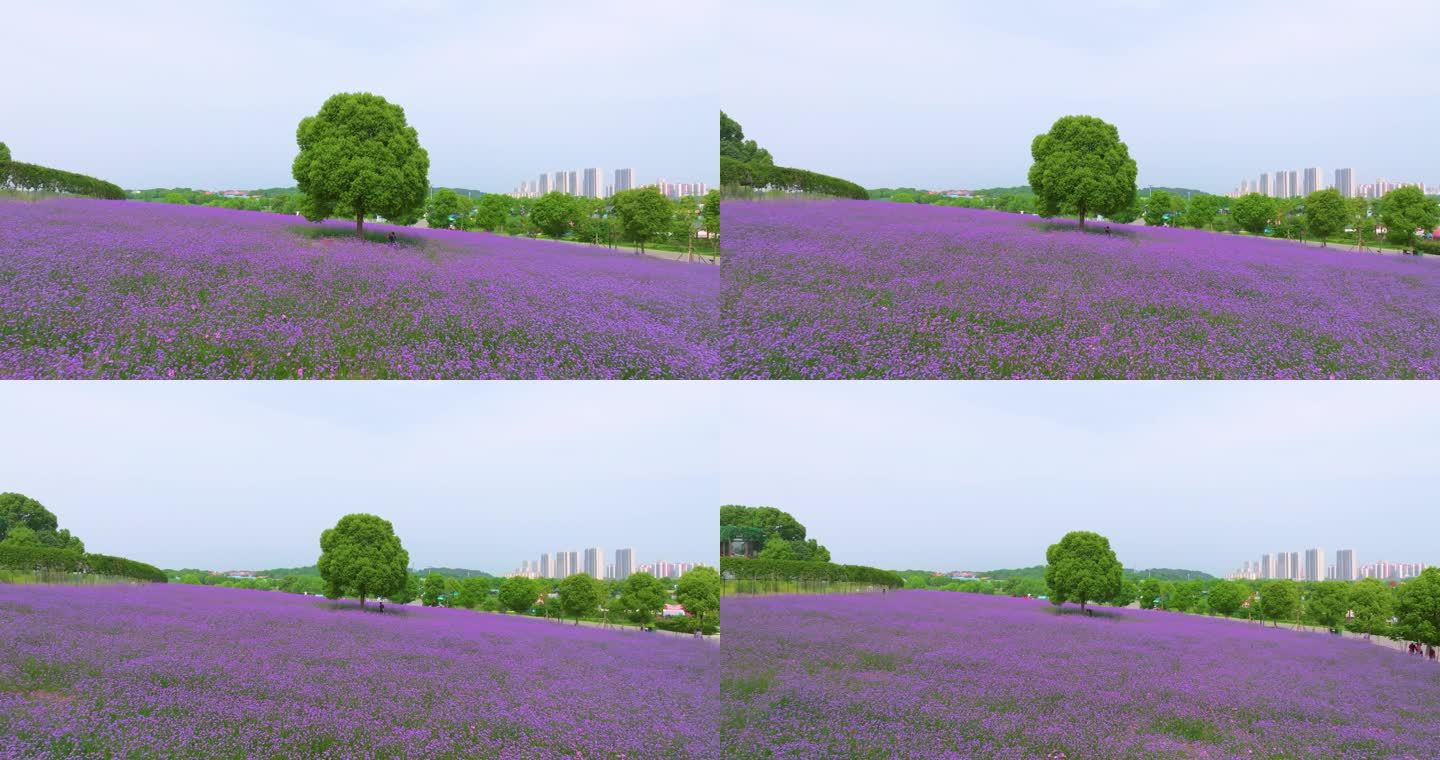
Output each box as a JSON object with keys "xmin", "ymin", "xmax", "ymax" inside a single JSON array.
[
  {"xmin": 359, "ymin": 595, "xmax": 366, "ymax": 608},
  {"xmin": 356, "ymin": 212, "xmax": 365, "ymax": 238},
  {"xmin": 1077, "ymin": 207, "xmax": 1086, "ymax": 229}
]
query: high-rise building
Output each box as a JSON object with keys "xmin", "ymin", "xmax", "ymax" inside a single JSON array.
[
  {"xmin": 605, "ymin": 563, "xmax": 615, "ymax": 580},
  {"xmin": 1334, "ymin": 168, "xmax": 1354, "ymax": 198},
  {"xmin": 1335, "ymin": 549, "xmax": 1356, "ymax": 581},
  {"xmin": 614, "ymin": 168, "xmax": 635, "ymax": 194},
  {"xmin": 1259, "ymin": 173, "xmax": 1272, "ymax": 197},
  {"xmin": 1287, "ymin": 551, "xmax": 1300, "ymax": 580},
  {"xmin": 1260, "ymin": 553, "xmax": 1274, "ymax": 579},
  {"xmin": 1275, "ymin": 552, "xmax": 1289, "ymax": 579},
  {"xmin": 1304, "ymin": 547, "xmax": 1324, "ymax": 582},
  {"xmin": 565, "ymin": 170, "xmax": 579, "ymax": 195},
  {"xmin": 1285, "ymin": 170, "xmax": 1299, "ymax": 198},
  {"xmin": 553, "ymin": 171, "xmax": 566, "ymax": 195},
  {"xmin": 1303, "ymin": 167, "xmax": 1322, "ymax": 196},
  {"xmin": 582, "ymin": 167, "xmax": 603, "ymax": 199},
  {"xmin": 1275, "ymin": 170, "xmax": 1290, "ymax": 199},
  {"xmin": 583, "ymin": 546, "xmax": 604, "ymax": 579},
  {"xmin": 614, "ymin": 548, "xmax": 636, "ymax": 580},
  {"xmin": 539, "ymin": 173, "xmax": 551, "ymax": 195},
  {"xmin": 538, "ymin": 553, "xmax": 551, "ymax": 578}
]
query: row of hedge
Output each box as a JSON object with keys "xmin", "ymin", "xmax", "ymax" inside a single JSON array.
[
  {"xmin": 719, "ymin": 556, "xmax": 904, "ymax": 587},
  {"xmin": 0, "ymin": 544, "xmax": 166, "ymax": 583},
  {"xmin": 720, "ymin": 157, "xmax": 868, "ymax": 200},
  {"xmin": 654, "ymin": 616, "xmax": 719, "ymax": 635},
  {"xmin": 1, "ymin": 160, "xmax": 126, "ymax": 200}
]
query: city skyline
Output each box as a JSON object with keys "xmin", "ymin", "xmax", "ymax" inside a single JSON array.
[
  {"xmin": 4, "ymin": 2, "xmax": 715, "ymax": 190},
  {"xmin": 718, "ymin": 0, "xmax": 1440, "ymax": 191},
  {"xmin": 1233, "ymin": 166, "xmax": 1431, "ymax": 199},
  {"xmin": 1229, "ymin": 547, "xmax": 1427, "ymax": 582},
  {"xmin": 511, "ymin": 167, "xmax": 708, "ymax": 199},
  {"xmin": 510, "ymin": 547, "xmax": 705, "ymax": 581}
]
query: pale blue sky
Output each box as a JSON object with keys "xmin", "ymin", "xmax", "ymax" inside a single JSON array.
[
  {"xmin": 719, "ymin": 0, "xmax": 1440, "ymax": 193},
  {"xmin": 0, "ymin": 383, "xmax": 713, "ymax": 572},
  {"xmin": 5, "ymin": 1, "xmax": 715, "ymax": 191},
  {"xmin": 715, "ymin": 383, "xmax": 1440, "ymax": 575}
]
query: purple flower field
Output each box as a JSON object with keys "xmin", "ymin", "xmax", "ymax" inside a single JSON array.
[
  {"xmin": 721, "ymin": 591, "xmax": 1440, "ymax": 759},
  {"xmin": 0, "ymin": 199, "xmax": 719, "ymax": 378},
  {"xmin": 0, "ymin": 583, "xmax": 717, "ymax": 759},
  {"xmin": 720, "ymin": 200, "xmax": 1440, "ymax": 378}
]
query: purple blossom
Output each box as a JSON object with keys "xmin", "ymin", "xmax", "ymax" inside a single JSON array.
[
  {"xmin": 721, "ymin": 591, "xmax": 1440, "ymax": 758},
  {"xmin": 0, "ymin": 199, "xmax": 719, "ymax": 378},
  {"xmin": 720, "ymin": 200, "xmax": 1440, "ymax": 378},
  {"xmin": 0, "ymin": 583, "xmax": 718, "ymax": 759}
]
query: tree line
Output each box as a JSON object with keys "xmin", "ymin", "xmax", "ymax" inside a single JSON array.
[
  {"xmin": 718, "ymin": 505, "xmax": 904, "ymax": 590},
  {"xmin": 720, "ymin": 112, "xmax": 868, "ymax": 200},
  {"xmin": 0, "ymin": 492, "xmax": 165, "ymax": 583},
  {"xmin": 0, "ymin": 142, "xmax": 125, "ymax": 200}
]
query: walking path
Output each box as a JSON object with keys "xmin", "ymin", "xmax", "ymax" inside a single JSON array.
[{"xmin": 472, "ymin": 609, "xmax": 720, "ymax": 644}]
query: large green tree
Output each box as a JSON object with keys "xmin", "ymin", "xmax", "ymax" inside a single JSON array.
[
  {"xmin": 498, "ymin": 576, "xmax": 538, "ymax": 614},
  {"xmin": 530, "ymin": 191, "xmax": 582, "ymax": 238},
  {"xmin": 316, "ymin": 513, "xmax": 410, "ymax": 608},
  {"xmin": 425, "ymin": 188, "xmax": 463, "ymax": 229},
  {"xmin": 456, "ymin": 577, "xmax": 489, "ymax": 610},
  {"xmin": 702, "ymin": 189, "xmax": 720, "ymax": 238},
  {"xmin": 421, "ymin": 572, "xmax": 448, "ymax": 607},
  {"xmin": 1395, "ymin": 568, "xmax": 1440, "ymax": 646},
  {"xmin": 1138, "ymin": 578, "xmax": 1164, "ymax": 610},
  {"xmin": 720, "ymin": 505, "xmax": 807, "ymax": 542},
  {"xmin": 675, "ymin": 566, "xmax": 720, "ymax": 627},
  {"xmin": 1206, "ymin": 580, "xmax": 1245, "ymax": 617},
  {"xmin": 1303, "ymin": 189, "xmax": 1348, "ymax": 246},
  {"xmin": 0, "ymin": 142, "xmax": 10, "ymax": 162},
  {"xmin": 1044, "ymin": 531, "xmax": 1123, "ymax": 613},
  {"xmin": 0, "ymin": 492, "xmax": 83, "ymax": 552},
  {"xmin": 1027, "ymin": 115, "xmax": 1138, "ymax": 228},
  {"xmin": 292, "ymin": 92, "xmax": 430, "ymax": 237},
  {"xmin": 1306, "ymin": 581, "xmax": 1350, "ymax": 628},
  {"xmin": 1379, "ymin": 186, "xmax": 1439, "ymax": 251},
  {"xmin": 558, "ymin": 573, "xmax": 602, "ymax": 624},
  {"xmin": 1259, "ymin": 579, "xmax": 1300, "ymax": 627},
  {"xmin": 719, "ymin": 111, "xmax": 773, "ymax": 167},
  {"xmin": 613, "ymin": 187, "xmax": 673, "ymax": 253},
  {"xmin": 1143, "ymin": 190, "xmax": 1175, "ymax": 227},
  {"xmin": 472, "ymin": 194, "xmax": 511, "ymax": 232},
  {"xmin": 1347, "ymin": 577, "xmax": 1394, "ymax": 636},
  {"xmin": 1231, "ymin": 193, "xmax": 1276, "ymax": 235},
  {"xmin": 387, "ymin": 573, "xmax": 419, "ymax": 605},
  {"xmin": 618, "ymin": 571, "xmax": 667, "ymax": 624},
  {"xmin": 1183, "ymin": 194, "xmax": 1225, "ymax": 230}
]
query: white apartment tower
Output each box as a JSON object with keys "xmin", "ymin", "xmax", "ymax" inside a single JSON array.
[
  {"xmin": 1287, "ymin": 551, "xmax": 1300, "ymax": 580},
  {"xmin": 1259, "ymin": 173, "xmax": 1272, "ymax": 197},
  {"xmin": 1334, "ymin": 168, "xmax": 1354, "ymax": 198},
  {"xmin": 538, "ymin": 174, "xmax": 551, "ymax": 195},
  {"xmin": 614, "ymin": 168, "xmax": 636, "ymax": 194},
  {"xmin": 553, "ymin": 171, "xmax": 566, "ymax": 195},
  {"xmin": 1275, "ymin": 170, "xmax": 1290, "ymax": 199},
  {"xmin": 614, "ymin": 548, "xmax": 636, "ymax": 580},
  {"xmin": 1335, "ymin": 549, "xmax": 1357, "ymax": 581},
  {"xmin": 1302, "ymin": 167, "xmax": 1322, "ymax": 196},
  {"xmin": 538, "ymin": 553, "xmax": 551, "ymax": 579},
  {"xmin": 1304, "ymin": 547, "xmax": 1324, "ymax": 582},
  {"xmin": 583, "ymin": 547, "xmax": 604, "ymax": 579},
  {"xmin": 582, "ymin": 167, "xmax": 603, "ymax": 199},
  {"xmin": 565, "ymin": 170, "xmax": 579, "ymax": 195}
]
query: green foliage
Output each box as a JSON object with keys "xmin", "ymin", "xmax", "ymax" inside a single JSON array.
[
  {"xmin": 558, "ymin": 573, "xmax": 602, "ymax": 623},
  {"xmin": 654, "ymin": 616, "xmax": 719, "ymax": 635},
  {"xmin": 1206, "ymin": 580, "xmax": 1245, "ymax": 616},
  {"xmin": 386, "ymin": 573, "xmax": 419, "ymax": 605},
  {"xmin": 1143, "ymin": 189, "xmax": 1175, "ymax": 227},
  {"xmin": 421, "ymin": 572, "xmax": 448, "ymax": 607},
  {"xmin": 1113, "ymin": 578, "xmax": 1139, "ymax": 606},
  {"xmin": 702, "ymin": 189, "xmax": 720, "ymax": 236},
  {"xmin": 0, "ymin": 142, "xmax": 9, "ymax": 162},
  {"xmin": 1260, "ymin": 579, "xmax": 1301, "ymax": 626},
  {"xmin": 719, "ymin": 111, "xmax": 773, "ymax": 167},
  {"xmin": 1183, "ymin": 194, "xmax": 1225, "ymax": 229},
  {"xmin": 719, "ymin": 556, "xmax": 903, "ymax": 588},
  {"xmin": 0, "ymin": 544, "xmax": 163, "ymax": 583},
  {"xmin": 612, "ymin": 187, "xmax": 673, "ymax": 251},
  {"xmin": 1303, "ymin": 189, "xmax": 1348, "ymax": 245},
  {"xmin": 83, "ymin": 554, "xmax": 166, "ymax": 583},
  {"xmin": 1347, "ymin": 577, "xmax": 1394, "ymax": 636},
  {"xmin": 719, "ymin": 111, "xmax": 866, "ymax": 200},
  {"xmin": 1395, "ymin": 568, "xmax": 1440, "ymax": 646},
  {"xmin": 1138, "ymin": 578, "xmax": 1165, "ymax": 610},
  {"xmin": 756, "ymin": 536, "xmax": 796, "ymax": 561},
  {"xmin": 316, "ymin": 513, "xmax": 409, "ymax": 607},
  {"xmin": 455, "ymin": 577, "xmax": 490, "ymax": 610},
  {"xmin": 292, "ymin": 92, "xmax": 430, "ymax": 236},
  {"xmin": 0, "ymin": 160, "xmax": 125, "ymax": 199},
  {"xmin": 617, "ymin": 572, "xmax": 667, "ymax": 624},
  {"xmin": 472, "ymin": 194, "xmax": 511, "ymax": 232},
  {"xmin": 1306, "ymin": 580, "xmax": 1350, "ymax": 628},
  {"xmin": 1167, "ymin": 580, "xmax": 1204, "ymax": 612},
  {"xmin": 1379, "ymin": 186, "xmax": 1439, "ymax": 249},
  {"xmin": 529, "ymin": 191, "xmax": 583, "ymax": 238},
  {"xmin": 425, "ymin": 188, "xmax": 464, "ymax": 229},
  {"xmin": 675, "ymin": 566, "xmax": 720, "ymax": 625},
  {"xmin": 1231, "ymin": 193, "xmax": 1276, "ymax": 235},
  {"xmin": 497, "ymin": 576, "xmax": 538, "ymax": 614},
  {"xmin": 0, "ymin": 493, "xmax": 83, "ymax": 553},
  {"xmin": 1028, "ymin": 115, "xmax": 1138, "ymax": 227},
  {"xmin": 719, "ymin": 505, "xmax": 808, "ymax": 542},
  {"xmin": 1044, "ymin": 531, "xmax": 1123, "ymax": 612}
]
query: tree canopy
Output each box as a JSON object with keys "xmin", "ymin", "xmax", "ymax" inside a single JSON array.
[
  {"xmin": 612, "ymin": 187, "xmax": 672, "ymax": 252},
  {"xmin": 1347, "ymin": 577, "xmax": 1394, "ymax": 636},
  {"xmin": 1206, "ymin": 580, "xmax": 1246, "ymax": 617},
  {"xmin": 498, "ymin": 576, "xmax": 538, "ymax": 614},
  {"xmin": 1143, "ymin": 189, "xmax": 1175, "ymax": 227},
  {"xmin": 0, "ymin": 142, "xmax": 10, "ymax": 162},
  {"xmin": 472, "ymin": 194, "xmax": 511, "ymax": 232},
  {"xmin": 1043, "ymin": 530, "xmax": 1123, "ymax": 612},
  {"xmin": 1395, "ymin": 568, "xmax": 1440, "ymax": 646},
  {"xmin": 675, "ymin": 566, "xmax": 720, "ymax": 626},
  {"xmin": 1303, "ymin": 189, "xmax": 1348, "ymax": 245},
  {"xmin": 1379, "ymin": 186, "xmax": 1439, "ymax": 250},
  {"xmin": 0, "ymin": 492, "xmax": 84, "ymax": 553},
  {"xmin": 292, "ymin": 92, "xmax": 430, "ymax": 237},
  {"xmin": 1027, "ymin": 115, "xmax": 1138, "ymax": 228},
  {"xmin": 316, "ymin": 513, "xmax": 410, "ymax": 608},
  {"xmin": 1259, "ymin": 579, "xmax": 1300, "ymax": 627},
  {"xmin": 618, "ymin": 571, "xmax": 667, "ymax": 624},
  {"xmin": 721, "ymin": 504, "xmax": 829, "ymax": 561},
  {"xmin": 529, "ymin": 191, "xmax": 583, "ymax": 238},
  {"xmin": 558, "ymin": 573, "xmax": 602, "ymax": 623},
  {"xmin": 1231, "ymin": 193, "xmax": 1276, "ymax": 235}
]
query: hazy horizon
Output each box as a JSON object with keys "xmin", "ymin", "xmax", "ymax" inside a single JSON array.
[
  {"xmin": 0, "ymin": 383, "xmax": 713, "ymax": 572},
  {"xmin": 714, "ymin": 383, "xmax": 1440, "ymax": 576},
  {"xmin": 6, "ymin": 1, "xmax": 715, "ymax": 191},
  {"xmin": 719, "ymin": 0, "xmax": 1440, "ymax": 193}
]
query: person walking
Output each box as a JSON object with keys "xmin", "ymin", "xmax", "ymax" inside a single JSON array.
[{"xmin": 387, "ymin": 231, "xmax": 397, "ymax": 247}]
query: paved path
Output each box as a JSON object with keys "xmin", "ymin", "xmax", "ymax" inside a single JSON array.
[{"xmin": 473, "ymin": 610, "xmax": 720, "ymax": 644}]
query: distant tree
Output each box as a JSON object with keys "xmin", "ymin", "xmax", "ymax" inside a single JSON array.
[
  {"xmin": 1027, "ymin": 115, "xmax": 1138, "ymax": 228},
  {"xmin": 702, "ymin": 189, "xmax": 720, "ymax": 238},
  {"xmin": 456, "ymin": 577, "xmax": 489, "ymax": 610},
  {"xmin": 1303, "ymin": 189, "xmax": 1348, "ymax": 246},
  {"xmin": 421, "ymin": 572, "xmax": 447, "ymax": 607},
  {"xmin": 1347, "ymin": 577, "xmax": 1393, "ymax": 636},
  {"xmin": 720, "ymin": 505, "xmax": 807, "ymax": 542},
  {"xmin": 292, "ymin": 92, "xmax": 430, "ymax": 237},
  {"xmin": 315, "ymin": 513, "xmax": 410, "ymax": 608},
  {"xmin": 1044, "ymin": 530, "xmax": 1123, "ymax": 613},
  {"xmin": 529, "ymin": 191, "xmax": 582, "ymax": 238},
  {"xmin": 719, "ymin": 111, "xmax": 773, "ymax": 167},
  {"xmin": 1306, "ymin": 580, "xmax": 1350, "ymax": 628},
  {"xmin": 1260, "ymin": 579, "xmax": 1301, "ymax": 627},
  {"xmin": 618, "ymin": 571, "xmax": 667, "ymax": 625},
  {"xmin": 425, "ymin": 188, "xmax": 463, "ymax": 229},
  {"xmin": 756, "ymin": 536, "xmax": 797, "ymax": 561},
  {"xmin": 1206, "ymin": 580, "xmax": 1245, "ymax": 617},
  {"xmin": 1112, "ymin": 578, "xmax": 1139, "ymax": 607},
  {"xmin": 1143, "ymin": 190, "xmax": 1175, "ymax": 227},
  {"xmin": 1231, "ymin": 193, "xmax": 1276, "ymax": 235},
  {"xmin": 1379, "ymin": 186, "xmax": 1439, "ymax": 251},
  {"xmin": 0, "ymin": 142, "xmax": 10, "ymax": 162},
  {"xmin": 612, "ymin": 187, "xmax": 673, "ymax": 253},
  {"xmin": 472, "ymin": 194, "xmax": 511, "ymax": 232},
  {"xmin": 558, "ymin": 573, "xmax": 602, "ymax": 624},
  {"xmin": 676, "ymin": 566, "xmax": 720, "ymax": 627},
  {"xmin": 498, "ymin": 576, "xmax": 539, "ymax": 615},
  {"xmin": 1395, "ymin": 568, "xmax": 1440, "ymax": 647},
  {"xmin": 0, "ymin": 492, "xmax": 59, "ymax": 539},
  {"xmin": 790, "ymin": 538, "xmax": 831, "ymax": 563},
  {"xmin": 1347, "ymin": 197, "xmax": 1374, "ymax": 249},
  {"xmin": 1168, "ymin": 580, "xmax": 1203, "ymax": 612},
  {"xmin": 1184, "ymin": 194, "xmax": 1225, "ymax": 229},
  {"xmin": 0, "ymin": 525, "xmax": 43, "ymax": 548},
  {"xmin": 386, "ymin": 572, "xmax": 419, "ymax": 605}
]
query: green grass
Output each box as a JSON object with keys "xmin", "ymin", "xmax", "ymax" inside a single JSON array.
[
  {"xmin": 289, "ymin": 225, "xmax": 424, "ymax": 247},
  {"xmin": 722, "ymin": 579, "xmax": 889, "ymax": 595}
]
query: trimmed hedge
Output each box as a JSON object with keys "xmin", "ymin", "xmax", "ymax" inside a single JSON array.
[
  {"xmin": 0, "ymin": 544, "xmax": 166, "ymax": 582},
  {"xmin": 1, "ymin": 160, "xmax": 126, "ymax": 200},
  {"xmin": 654, "ymin": 616, "xmax": 719, "ymax": 635},
  {"xmin": 720, "ymin": 556, "xmax": 903, "ymax": 588},
  {"xmin": 720, "ymin": 158, "xmax": 868, "ymax": 201},
  {"xmin": 1414, "ymin": 239, "xmax": 1440, "ymax": 255}
]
